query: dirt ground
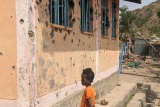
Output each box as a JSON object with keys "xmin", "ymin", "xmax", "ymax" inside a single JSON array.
[{"xmin": 119, "ymin": 60, "xmax": 160, "ymax": 107}]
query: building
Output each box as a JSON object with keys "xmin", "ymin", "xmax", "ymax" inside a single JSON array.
[{"xmin": 0, "ymin": 0, "xmax": 141, "ymax": 107}]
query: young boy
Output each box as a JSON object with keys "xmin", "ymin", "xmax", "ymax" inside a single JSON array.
[{"xmin": 80, "ymin": 68, "xmax": 95, "ymax": 107}]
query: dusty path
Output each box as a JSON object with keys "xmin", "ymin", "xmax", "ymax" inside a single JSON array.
[{"xmin": 119, "ymin": 61, "xmax": 160, "ymax": 107}]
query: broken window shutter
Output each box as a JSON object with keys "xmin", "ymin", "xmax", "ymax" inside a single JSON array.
[
  {"xmin": 87, "ymin": 0, "xmax": 90, "ymax": 32},
  {"xmin": 63, "ymin": 0, "xmax": 66, "ymax": 26},
  {"xmin": 101, "ymin": 0, "xmax": 107, "ymax": 35},
  {"xmin": 81, "ymin": 0, "xmax": 85, "ymax": 32},
  {"xmin": 53, "ymin": 0, "xmax": 58, "ymax": 24}
]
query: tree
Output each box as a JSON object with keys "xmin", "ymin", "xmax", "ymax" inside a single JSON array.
[
  {"xmin": 157, "ymin": 9, "xmax": 160, "ymax": 18},
  {"xmin": 119, "ymin": 6, "xmax": 136, "ymax": 43}
]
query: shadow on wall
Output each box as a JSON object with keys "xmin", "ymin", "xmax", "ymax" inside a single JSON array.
[{"xmin": 36, "ymin": 0, "xmax": 118, "ymax": 53}]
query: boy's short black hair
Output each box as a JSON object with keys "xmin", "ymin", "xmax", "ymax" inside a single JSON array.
[{"xmin": 82, "ymin": 68, "xmax": 94, "ymax": 83}]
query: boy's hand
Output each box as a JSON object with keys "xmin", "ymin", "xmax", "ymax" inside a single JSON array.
[{"xmin": 87, "ymin": 98, "xmax": 94, "ymax": 107}]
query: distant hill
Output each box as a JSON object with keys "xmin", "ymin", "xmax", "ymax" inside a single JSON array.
[{"xmin": 132, "ymin": 0, "xmax": 160, "ymax": 37}]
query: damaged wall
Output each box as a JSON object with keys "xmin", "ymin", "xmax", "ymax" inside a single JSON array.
[
  {"xmin": 35, "ymin": 0, "xmax": 119, "ymax": 99},
  {"xmin": 0, "ymin": 0, "xmax": 17, "ymax": 99}
]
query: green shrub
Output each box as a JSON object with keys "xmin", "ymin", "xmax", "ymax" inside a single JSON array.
[{"xmin": 157, "ymin": 9, "xmax": 160, "ymax": 18}]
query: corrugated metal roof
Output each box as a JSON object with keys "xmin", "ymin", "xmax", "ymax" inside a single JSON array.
[{"xmin": 124, "ymin": 0, "xmax": 141, "ymax": 4}]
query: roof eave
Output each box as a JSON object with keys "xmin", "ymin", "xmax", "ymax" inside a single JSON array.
[{"xmin": 124, "ymin": 0, "xmax": 141, "ymax": 4}]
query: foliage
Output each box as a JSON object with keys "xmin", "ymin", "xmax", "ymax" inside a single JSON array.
[
  {"xmin": 157, "ymin": 9, "xmax": 160, "ymax": 18},
  {"xmin": 148, "ymin": 25, "xmax": 160, "ymax": 36},
  {"xmin": 119, "ymin": 6, "xmax": 136, "ymax": 42}
]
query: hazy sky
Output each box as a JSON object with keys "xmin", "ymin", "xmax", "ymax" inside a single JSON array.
[{"xmin": 120, "ymin": 0, "xmax": 157, "ymax": 10}]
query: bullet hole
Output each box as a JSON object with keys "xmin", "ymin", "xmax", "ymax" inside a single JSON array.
[
  {"xmin": 55, "ymin": 28, "xmax": 58, "ymax": 32},
  {"xmin": 78, "ymin": 1, "xmax": 80, "ymax": 6},
  {"xmin": 46, "ymin": 3, "xmax": 48, "ymax": 7},
  {"xmin": 56, "ymin": 93, "xmax": 58, "ymax": 98},
  {"xmin": 11, "ymin": 16, "xmax": 12, "ymax": 18},
  {"xmin": 63, "ymin": 34, "xmax": 67, "ymax": 41},
  {"xmin": 70, "ymin": 18, "xmax": 76, "ymax": 27},
  {"xmin": 73, "ymin": 63, "xmax": 75, "ymax": 66},
  {"xmin": 50, "ymin": 29, "xmax": 54, "ymax": 38},
  {"xmin": 20, "ymin": 19, "xmax": 24, "ymax": 24},
  {"xmin": 69, "ymin": 14, "xmax": 72, "ymax": 20},
  {"xmin": 36, "ymin": 1, "xmax": 40, "ymax": 5},
  {"xmin": 45, "ymin": 20, "xmax": 48, "ymax": 27},
  {"xmin": 52, "ymin": 40, "xmax": 55, "ymax": 44},
  {"xmin": 68, "ymin": 31, "xmax": 70, "ymax": 35},
  {"xmin": 95, "ymin": 10, "xmax": 97, "ymax": 15},
  {"xmin": 71, "ymin": 39, "xmax": 73, "ymax": 43},
  {"xmin": 59, "ymin": 29, "xmax": 62, "ymax": 33},
  {"xmin": 79, "ymin": 39, "xmax": 80, "ymax": 43},
  {"xmin": 100, "ymin": 47, "xmax": 101, "ymax": 49},
  {"xmin": 38, "ymin": 18, "xmax": 41, "ymax": 23},
  {"xmin": 75, "ymin": 80, "xmax": 77, "ymax": 85},
  {"xmin": 90, "ymin": 8, "xmax": 93, "ymax": 14},
  {"xmin": 78, "ymin": 44, "xmax": 79, "ymax": 46},
  {"xmin": 11, "ymin": 74, "xmax": 13, "ymax": 75},
  {"xmin": 29, "ymin": 6, "xmax": 32, "ymax": 11},
  {"xmin": 93, "ymin": 60, "xmax": 94, "ymax": 62},
  {"xmin": 73, "ymin": 32, "xmax": 75, "ymax": 35},
  {"xmin": 69, "ymin": 0, "xmax": 74, "ymax": 9},
  {"xmin": 45, "ymin": 9, "xmax": 48, "ymax": 16},
  {"xmin": 89, "ymin": 45, "xmax": 90, "ymax": 48},
  {"xmin": 39, "ymin": 0, "xmax": 42, "ymax": 3},
  {"xmin": 0, "ymin": 52, "xmax": 3, "ymax": 56},
  {"xmin": 28, "ymin": 31, "xmax": 34, "ymax": 37},
  {"xmin": 83, "ymin": 42, "xmax": 84, "ymax": 45},
  {"xmin": 12, "ymin": 66, "xmax": 15, "ymax": 70}
]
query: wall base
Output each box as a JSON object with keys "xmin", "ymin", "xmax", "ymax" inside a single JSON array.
[{"xmin": 51, "ymin": 71, "xmax": 118, "ymax": 107}]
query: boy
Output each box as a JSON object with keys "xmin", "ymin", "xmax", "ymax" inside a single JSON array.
[{"xmin": 80, "ymin": 68, "xmax": 95, "ymax": 107}]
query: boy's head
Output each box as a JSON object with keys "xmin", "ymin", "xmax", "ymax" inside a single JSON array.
[{"xmin": 81, "ymin": 68, "xmax": 94, "ymax": 86}]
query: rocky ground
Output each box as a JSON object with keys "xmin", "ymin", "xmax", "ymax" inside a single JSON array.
[{"xmin": 119, "ymin": 60, "xmax": 160, "ymax": 107}]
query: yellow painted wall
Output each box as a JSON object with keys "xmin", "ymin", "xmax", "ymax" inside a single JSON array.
[
  {"xmin": 36, "ymin": 0, "xmax": 119, "ymax": 97},
  {"xmin": 0, "ymin": 1, "xmax": 17, "ymax": 99}
]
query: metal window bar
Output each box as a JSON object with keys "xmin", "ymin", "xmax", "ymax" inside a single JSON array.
[
  {"xmin": 101, "ymin": 0, "xmax": 107, "ymax": 35},
  {"xmin": 87, "ymin": 0, "xmax": 90, "ymax": 32},
  {"xmin": 49, "ymin": 0, "xmax": 69, "ymax": 27},
  {"xmin": 81, "ymin": 0, "xmax": 85, "ymax": 31},
  {"xmin": 50, "ymin": 0, "xmax": 53, "ymax": 23},
  {"xmin": 63, "ymin": 0, "xmax": 69, "ymax": 27},
  {"xmin": 81, "ymin": 0, "xmax": 91, "ymax": 32},
  {"xmin": 112, "ymin": 1, "xmax": 116, "ymax": 38},
  {"xmin": 86, "ymin": 0, "xmax": 89, "ymax": 32}
]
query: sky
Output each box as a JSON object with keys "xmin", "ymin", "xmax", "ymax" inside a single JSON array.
[{"xmin": 120, "ymin": 0, "xmax": 157, "ymax": 10}]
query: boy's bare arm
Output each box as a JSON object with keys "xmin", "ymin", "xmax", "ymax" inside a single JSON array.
[{"xmin": 87, "ymin": 98, "xmax": 94, "ymax": 107}]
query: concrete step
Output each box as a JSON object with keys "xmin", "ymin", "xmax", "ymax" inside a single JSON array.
[
  {"xmin": 127, "ymin": 92, "xmax": 146, "ymax": 107},
  {"xmin": 95, "ymin": 82, "xmax": 137, "ymax": 107}
]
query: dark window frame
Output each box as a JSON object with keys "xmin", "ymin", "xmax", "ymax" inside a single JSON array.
[
  {"xmin": 49, "ymin": 0, "xmax": 69, "ymax": 27},
  {"xmin": 80, "ymin": 0, "xmax": 93, "ymax": 32}
]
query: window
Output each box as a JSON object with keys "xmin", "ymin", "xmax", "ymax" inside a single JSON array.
[
  {"xmin": 112, "ymin": 1, "xmax": 117, "ymax": 38},
  {"xmin": 101, "ymin": 0, "xmax": 109, "ymax": 36},
  {"xmin": 49, "ymin": 0, "xmax": 69, "ymax": 27},
  {"xmin": 81, "ymin": 0, "xmax": 93, "ymax": 32}
]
